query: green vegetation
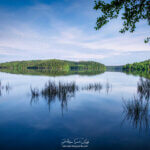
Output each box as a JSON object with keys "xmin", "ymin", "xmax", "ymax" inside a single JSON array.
[
  {"xmin": 123, "ymin": 60, "xmax": 150, "ymax": 79},
  {"xmin": 0, "ymin": 59, "xmax": 106, "ymax": 76},
  {"xmin": 1, "ymin": 59, "xmax": 150, "ymax": 79},
  {"xmin": 123, "ymin": 60, "xmax": 150, "ymax": 71},
  {"xmin": 94, "ymin": 0, "xmax": 150, "ymax": 43}
]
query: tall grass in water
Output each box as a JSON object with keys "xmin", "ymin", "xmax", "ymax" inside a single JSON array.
[
  {"xmin": 122, "ymin": 78, "xmax": 150, "ymax": 131},
  {"xmin": 41, "ymin": 81, "xmax": 78, "ymax": 112},
  {"xmin": 82, "ymin": 83, "xmax": 102, "ymax": 92},
  {"xmin": 122, "ymin": 96, "xmax": 149, "ymax": 131},
  {"xmin": 137, "ymin": 77, "xmax": 150, "ymax": 101},
  {"xmin": 30, "ymin": 80, "xmax": 78, "ymax": 112},
  {"xmin": 30, "ymin": 87, "xmax": 40, "ymax": 104},
  {"xmin": 0, "ymin": 80, "xmax": 11, "ymax": 96},
  {"xmin": 41, "ymin": 81, "xmax": 78, "ymax": 100},
  {"xmin": 105, "ymin": 80, "xmax": 112, "ymax": 94},
  {"xmin": 30, "ymin": 80, "xmax": 112, "ymax": 113}
]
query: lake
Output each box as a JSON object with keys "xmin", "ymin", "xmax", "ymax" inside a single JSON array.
[{"xmin": 0, "ymin": 71, "xmax": 150, "ymax": 150}]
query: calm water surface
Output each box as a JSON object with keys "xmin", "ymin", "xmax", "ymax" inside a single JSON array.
[{"xmin": 0, "ymin": 71, "xmax": 150, "ymax": 150}]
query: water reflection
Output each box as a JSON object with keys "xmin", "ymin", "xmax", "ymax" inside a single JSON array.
[
  {"xmin": 123, "ymin": 96, "xmax": 149, "ymax": 131},
  {"xmin": 30, "ymin": 81, "xmax": 79, "ymax": 113},
  {"xmin": 30, "ymin": 87, "xmax": 40, "ymax": 104},
  {"xmin": 105, "ymin": 80, "xmax": 112, "ymax": 94},
  {"xmin": 122, "ymin": 78, "xmax": 150, "ymax": 131},
  {"xmin": 137, "ymin": 77, "xmax": 150, "ymax": 101},
  {"xmin": 0, "ymin": 68, "xmax": 105, "ymax": 77},
  {"xmin": 30, "ymin": 80, "xmax": 112, "ymax": 113},
  {"xmin": 82, "ymin": 83, "xmax": 102, "ymax": 92},
  {"xmin": 0, "ymin": 78, "xmax": 112, "ymax": 114},
  {"xmin": 0, "ymin": 80, "xmax": 11, "ymax": 96},
  {"xmin": 42, "ymin": 81, "xmax": 78, "ymax": 113}
]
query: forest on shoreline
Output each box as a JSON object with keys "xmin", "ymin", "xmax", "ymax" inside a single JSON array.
[
  {"xmin": 0, "ymin": 59, "xmax": 106, "ymax": 76},
  {"xmin": 0, "ymin": 59, "xmax": 149, "ymax": 78},
  {"xmin": 122, "ymin": 60, "xmax": 150, "ymax": 79},
  {"xmin": 0, "ymin": 59, "xmax": 106, "ymax": 71}
]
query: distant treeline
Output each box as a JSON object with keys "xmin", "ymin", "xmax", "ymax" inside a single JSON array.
[
  {"xmin": 0, "ymin": 59, "xmax": 106, "ymax": 76},
  {"xmin": 106, "ymin": 66, "xmax": 123, "ymax": 72},
  {"xmin": 123, "ymin": 60, "xmax": 150, "ymax": 79},
  {"xmin": 123, "ymin": 60, "xmax": 150, "ymax": 72}
]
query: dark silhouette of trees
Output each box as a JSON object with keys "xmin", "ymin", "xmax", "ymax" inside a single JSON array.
[{"xmin": 94, "ymin": 0, "xmax": 150, "ymax": 43}]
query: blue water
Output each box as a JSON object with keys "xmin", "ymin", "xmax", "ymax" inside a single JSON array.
[{"xmin": 0, "ymin": 71, "xmax": 150, "ymax": 150}]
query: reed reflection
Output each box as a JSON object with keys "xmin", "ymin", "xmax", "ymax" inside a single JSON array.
[
  {"xmin": 30, "ymin": 87, "xmax": 40, "ymax": 104},
  {"xmin": 82, "ymin": 83, "xmax": 102, "ymax": 92},
  {"xmin": 123, "ymin": 96, "xmax": 149, "ymax": 131},
  {"xmin": 30, "ymin": 80, "xmax": 112, "ymax": 113},
  {"xmin": 122, "ymin": 78, "xmax": 150, "ymax": 131},
  {"xmin": 137, "ymin": 77, "xmax": 150, "ymax": 101},
  {"xmin": 30, "ymin": 81, "xmax": 79, "ymax": 113},
  {"xmin": 42, "ymin": 81, "xmax": 78, "ymax": 113},
  {"xmin": 105, "ymin": 80, "xmax": 112, "ymax": 94},
  {"xmin": 0, "ymin": 80, "xmax": 11, "ymax": 96}
]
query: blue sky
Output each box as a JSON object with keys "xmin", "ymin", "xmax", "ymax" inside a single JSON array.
[{"xmin": 0, "ymin": 0, "xmax": 149, "ymax": 65}]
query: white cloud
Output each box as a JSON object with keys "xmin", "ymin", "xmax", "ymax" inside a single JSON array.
[{"xmin": 0, "ymin": 2, "xmax": 149, "ymax": 65}]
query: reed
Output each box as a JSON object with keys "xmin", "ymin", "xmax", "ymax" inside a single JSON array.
[
  {"xmin": 137, "ymin": 78, "xmax": 150, "ymax": 101},
  {"xmin": 82, "ymin": 83, "xmax": 102, "ymax": 92},
  {"xmin": 123, "ymin": 96, "xmax": 149, "ymax": 131}
]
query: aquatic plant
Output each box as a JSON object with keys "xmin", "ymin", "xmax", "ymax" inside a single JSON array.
[
  {"xmin": 30, "ymin": 80, "xmax": 112, "ymax": 113},
  {"xmin": 30, "ymin": 87, "xmax": 40, "ymax": 103},
  {"xmin": 82, "ymin": 83, "xmax": 102, "ymax": 92},
  {"xmin": 122, "ymin": 96, "xmax": 149, "ymax": 131},
  {"xmin": 0, "ymin": 80, "xmax": 11, "ymax": 96},
  {"xmin": 137, "ymin": 78, "xmax": 150, "ymax": 101}
]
